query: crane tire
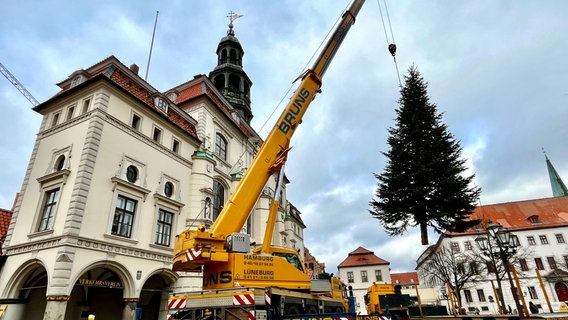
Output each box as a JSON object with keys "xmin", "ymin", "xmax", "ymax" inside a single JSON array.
[{"xmin": 285, "ymin": 305, "xmax": 300, "ymax": 315}]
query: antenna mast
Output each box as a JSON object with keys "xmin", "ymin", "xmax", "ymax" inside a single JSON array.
[{"xmin": 145, "ymin": 11, "xmax": 159, "ymax": 81}]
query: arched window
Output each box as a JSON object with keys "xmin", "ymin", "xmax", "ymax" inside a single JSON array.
[
  {"xmin": 54, "ymin": 155, "xmax": 65, "ymax": 171},
  {"xmin": 213, "ymin": 181, "xmax": 225, "ymax": 221},
  {"xmin": 215, "ymin": 133, "xmax": 227, "ymax": 160}
]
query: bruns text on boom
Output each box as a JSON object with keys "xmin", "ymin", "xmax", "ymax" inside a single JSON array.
[{"xmin": 278, "ymin": 88, "xmax": 311, "ymax": 135}]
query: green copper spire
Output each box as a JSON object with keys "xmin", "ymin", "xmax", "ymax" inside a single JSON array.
[{"xmin": 544, "ymin": 150, "xmax": 568, "ymax": 197}]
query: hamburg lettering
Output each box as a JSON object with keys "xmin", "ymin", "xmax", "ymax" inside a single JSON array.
[
  {"xmin": 244, "ymin": 255, "xmax": 274, "ymax": 262},
  {"xmin": 278, "ymin": 88, "xmax": 311, "ymax": 135}
]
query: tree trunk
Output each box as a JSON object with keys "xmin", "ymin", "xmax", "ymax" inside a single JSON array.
[{"xmin": 420, "ymin": 222, "xmax": 428, "ymax": 245}]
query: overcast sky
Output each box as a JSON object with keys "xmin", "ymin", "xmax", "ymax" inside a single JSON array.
[{"xmin": 1, "ymin": 1, "xmax": 567, "ymax": 275}]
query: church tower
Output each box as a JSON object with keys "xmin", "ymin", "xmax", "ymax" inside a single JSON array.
[
  {"xmin": 209, "ymin": 13, "xmax": 253, "ymax": 123},
  {"xmin": 544, "ymin": 152, "xmax": 568, "ymax": 197}
]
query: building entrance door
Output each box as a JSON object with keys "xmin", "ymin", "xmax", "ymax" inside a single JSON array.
[{"xmin": 555, "ymin": 282, "xmax": 568, "ymax": 302}]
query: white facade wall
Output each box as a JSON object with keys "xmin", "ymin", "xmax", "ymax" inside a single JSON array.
[
  {"xmin": 339, "ymin": 264, "xmax": 391, "ymax": 315},
  {"xmin": 0, "ymin": 58, "xmax": 308, "ymax": 320},
  {"xmin": 417, "ymin": 224, "xmax": 568, "ymax": 315}
]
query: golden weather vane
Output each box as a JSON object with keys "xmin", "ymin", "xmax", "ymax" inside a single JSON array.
[{"xmin": 227, "ymin": 11, "xmax": 244, "ymax": 30}]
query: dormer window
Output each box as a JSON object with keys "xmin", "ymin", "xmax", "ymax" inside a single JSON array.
[
  {"xmin": 167, "ymin": 92, "xmax": 177, "ymax": 102},
  {"xmin": 155, "ymin": 97, "xmax": 169, "ymax": 114},
  {"xmin": 71, "ymin": 75, "xmax": 83, "ymax": 88},
  {"xmin": 528, "ymin": 215, "xmax": 540, "ymax": 224}
]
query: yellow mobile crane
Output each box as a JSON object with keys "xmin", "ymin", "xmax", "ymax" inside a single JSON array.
[{"xmin": 170, "ymin": 1, "xmax": 365, "ymax": 319}]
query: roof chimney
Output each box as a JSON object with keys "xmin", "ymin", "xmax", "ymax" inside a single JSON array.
[{"xmin": 130, "ymin": 64, "xmax": 139, "ymax": 75}]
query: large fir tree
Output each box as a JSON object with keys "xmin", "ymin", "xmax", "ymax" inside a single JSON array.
[{"xmin": 369, "ymin": 65, "xmax": 480, "ymax": 245}]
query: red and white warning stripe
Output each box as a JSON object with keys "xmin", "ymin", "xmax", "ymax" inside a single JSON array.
[
  {"xmin": 166, "ymin": 315, "xmax": 172, "ymax": 320},
  {"xmin": 264, "ymin": 290, "xmax": 271, "ymax": 306},
  {"xmin": 185, "ymin": 246, "xmax": 202, "ymax": 262},
  {"xmin": 249, "ymin": 310, "xmax": 256, "ymax": 320},
  {"xmin": 168, "ymin": 297, "xmax": 186, "ymax": 309},
  {"xmin": 334, "ymin": 317, "xmax": 357, "ymax": 320},
  {"xmin": 233, "ymin": 293, "xmax": 255, "ymax": 305}
]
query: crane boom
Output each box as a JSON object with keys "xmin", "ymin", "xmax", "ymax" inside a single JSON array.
[
  {"xmin": 173, "ymin": 0, "xmax": 365, "ymax": 276},
  {"xmin": 0, "ymin": 62, "xmax": 39, "ymax": 107},
  {"xmin": 210, "ymin": 0, "xmax": 364, "ymax": 239}
]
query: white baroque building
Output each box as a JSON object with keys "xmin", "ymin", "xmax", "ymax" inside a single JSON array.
[
  {"xmin": 416, "ymin": 196, "xmax": 568, "ymax": 315},
  {"xmin": 0, "ymin": 25, "xmax": 307, "ymax": 320},
  {"xmin": 338, "ymin": 247, "xmax": 392, "ymax": 315}
]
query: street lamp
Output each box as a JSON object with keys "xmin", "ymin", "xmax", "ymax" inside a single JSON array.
[{"xmin": 475, "ymin": 223, "xmax": 524, "ymax": 319}]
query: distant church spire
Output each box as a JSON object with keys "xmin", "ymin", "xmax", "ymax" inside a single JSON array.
[{"xmin": 543, "ymin": 149, "xmax": 568, "ymax": 197}]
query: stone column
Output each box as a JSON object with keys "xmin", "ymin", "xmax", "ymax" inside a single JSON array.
[
  {"xmin": 158, "ymin": 289, "xmax": 171, "ymax": 320},
  {"xmin": 122, "ymin": 298, "xmax": 138, "ymax": 320},
  {"xmin": 43, "ymin": 295, "xmax": 69, "ymax": 320}
]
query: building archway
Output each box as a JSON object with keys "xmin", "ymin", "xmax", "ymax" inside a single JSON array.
[
  {"xmin": 66, "ymin": 266, "xmax": 128, "ymax": 319},
  {"xmin": 138, "ymin": 268, "xmax": 177, "ymax": 320},
  {"xmin": 0, "ymin": 259, "xmax": 49, "ymax": 319}
]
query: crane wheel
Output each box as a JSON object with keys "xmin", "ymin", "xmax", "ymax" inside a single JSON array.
[{"xmin": 284, "ymin": 305, "xmax": 300, "ymax": 315}]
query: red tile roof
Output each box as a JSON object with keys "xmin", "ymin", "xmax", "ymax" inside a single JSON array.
[
  {"xmin": 338, "ymin": 246, "xmax": 390, "ymax": 268},
  {"xmin": 447, "ymin": 196, "xmax": 568, "ymax": 235},
  {"xmin": 41, "ymin": 56, "xmax": 200, "ymax": 141},
  {"xmin": 0, "ymin": 208, "xmax": 13, "ymax": 243},
  {"xmin": 174, "ymin": 76, "xmax": 255, "ymax": 138},
  {"xmin": 391, "ymin": 272, "xmax": 419, "ymax": 286}
]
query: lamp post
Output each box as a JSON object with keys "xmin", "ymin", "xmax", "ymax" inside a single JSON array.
[{"xmin": 475, "ymin": 223, "xmax": 524, "ymax": 319}]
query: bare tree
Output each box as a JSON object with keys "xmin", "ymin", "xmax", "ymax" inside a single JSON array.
[{"xmin": 422, "ymin": 245, "xmax": 484, "ymax": 312}]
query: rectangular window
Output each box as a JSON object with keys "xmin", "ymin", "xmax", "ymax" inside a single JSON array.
[
  {"xmin": 555, "ymin": 234, "xmax": 565, "ymax": 244},
  {"xmin": 131, "ymin": 114, "xmax": 141, "ymax": 129},
  {"xmin": 528, "ymin": 286, "xmax": 538, "ymax": 299},
  {"xmin": 361, "ymin": 270, "xmax": 368, "ymax": 283},
  {"xmin": 51, "ymin": 112, "xmax": 60, "ymax": 127},
  {"xmin": 153, "ymin": 127, "xmax": 162, "ymax": 142},
  {"xmin": 82, "ymin": 98, "xmax": 91, "ymax": 113},
  {"xmin": 519, "ymin": 259, "xmax": 529, "ymax": 271},
  {"xmin": 564, "ymin": 255, "xmax": 568, "ymax": 267},
  {"xmin": 464, "ymin": 240, "xmax": 473, "ymax": 250},
  {"xmin": 347, "ymin": 272, "xmax": 354, "ymax": 283},
  {"xmin": 527, "ymin": 236, "xmax": 536, "ymax": 245},
  {"xmin": 215, "ymin": 133, "xmax": 227, "ymax": 160},
  {"xmin": 457, "ymin": 262, "xmax": 465, "ymax": 275},
  {"xmin": 450, "ymin": 242, "xmax": 460, "ymax": 253},
  {"xmin": 539, "ymin": 235, "xmax": 549, "ymax": 245},
  {"xmin": 375, "ymin": 270, "xmax": 383, "ymax": 282},
  {"xmin": 547, "ymin": 256, "xmax": 557, "ymax": 269},
  {"xmin": 38, "ymin": 188, "xmax": 60, "ymax": 231},
  {"xmin": 155, "ymin": 209, "xmax": 173, "ymax": 246},
  {"xmin": 469, "ymin": 261, "xmax": 479, "ymax": 274},
  {"xmin": 172, "ymin": 139, "xmax": 180, "ymax": 153},
  {"xmin": 66, "ymin": 106, "xmax": 75, "ymax": 121},
  {"xmin": 112, "ymin": 195, "xmax": 137, "ymax": 238},
  {"xmin": 463, "ymin": 290, "xmax": 473, "ymax": 303},
  {"xmin": 534, "ymin": 258, "xmax": 544, "ymax": 270},
  {"xmin": 486, "ymin": 261, "xmax": 496, "ymax": 273},
  {"xmin": 477, "ymin": 289, "xmax": 486, "ymax": 302}
]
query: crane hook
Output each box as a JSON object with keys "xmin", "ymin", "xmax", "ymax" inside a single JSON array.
[{"xmin": 388, "ymin": 43, "xmax": 396, "ymax": 57}]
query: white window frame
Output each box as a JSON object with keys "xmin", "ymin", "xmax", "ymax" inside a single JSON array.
[
  {"xmin": 36, "ymin": 187, "xmax": 61, "ymax": 232},
  {"xmin": 105, "ymin": 189, "xmax": 143, "ymax": 243}
]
